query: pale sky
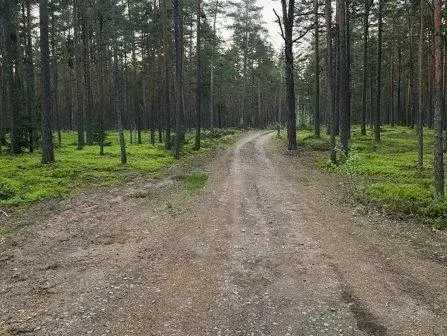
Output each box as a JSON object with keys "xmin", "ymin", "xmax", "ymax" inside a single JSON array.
[
  {"xmin": 259, "ymin": 0, "xmax": 283, "ymax": 51},
  {"xmin": 218, "ymin": 0, "xmax": 283, "ymax": 52}
]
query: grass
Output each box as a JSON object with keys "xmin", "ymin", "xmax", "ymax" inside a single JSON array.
[
  {"xmin": 298, "ymin": 126, "xmax": 447, "ymax": 229},
  {"xmin": 0, "ymin": 226, "xmax": 10, "ymax": 235},
  {"xmin": 177, "ymin": 171, "xmax": 209, "ymax": 194},
  {"xmin": 0, "ymin": 128, "xmax": 238, "ymax": 208}
]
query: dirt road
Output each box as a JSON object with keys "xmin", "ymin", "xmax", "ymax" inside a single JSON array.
[{"xmin": 1, "ymin": 131, "xmax": 446, "ymax": 335}]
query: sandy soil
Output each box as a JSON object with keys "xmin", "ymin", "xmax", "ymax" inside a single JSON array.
[{"xmin": 0, "ymin": 131, "xmax": 446, "ymax": 335}]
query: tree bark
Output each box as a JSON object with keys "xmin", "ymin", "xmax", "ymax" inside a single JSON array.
[
  {"xmin": 98, "ymin": 13, "xmax": 105, "ymax": 155},
  {"xmin": 173, "ymin": 0, "xmax": 185, "ymax": 158},
  {"xmin": 39, "ymin": 0, "xmax": 55, "ymax": 163},
  {"xmin": 81, "ymin": 3, "xmax": 93, "ymax": 145},
  {"xmin": 417, "ymin": 0, "xmax": 424, "ymax": 168},
  {"xmin": 114, "ymin": 50, "xmax": 127, "ymax": 165},
  {"xmin": 194, "ymin": 0, "xmax": 202, "ymax": 150},
  {"xmin": 209, "ymin": 0, "xmax": 219, "ymax": 129},
  {"xmin": 24, "ymin": 0, "xmax": 36, "ymax": 152},
  {"xmin": 2, "ymin": 0, "xmax": 21, "ymax": 154},
  {"xmin": 433, "ymin": 0, "xmax": 444, "ymax": 199},
  {"xmin": 51, "ymin": 9, "xmax": 61, "ymax": 146},
  {"xmin": 338, "ymin": 0, "xmax": 349, "ymax": 154},
  {"xmin": 279, "ymin": 0, "xmax": 297, "ymax": 150},
  {"xmin": 361, "ymin": 0, "xmax": 371, "ymax": 135},
  {"xmin": 314, "ymin": 0, "xmax": 320, "ymax": 137},
  {"xmin": 325, "ymin": 0, "xmax": 336, "ymax": 163},
  {"xmin": 74, "ymin": 0, "xmax": 85, "ymax": 149},
  {"xmin": 375, "ymin": 0, "xmax": 384, "ymax": 142}
]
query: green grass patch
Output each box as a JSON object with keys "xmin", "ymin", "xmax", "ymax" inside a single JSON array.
[
  {"xmin": 298, "ymin": 125, "xmax": 447, "ymax": 228},
  {"xmin": 0, "ymin": 225, "xmax": 10, "ymax": 236},
  {"xmin": 0, "ymin": 129, "xmax": 238, "ymax": 206},
  {"xmin": 176, "ymin": 171, "xmax": 208, "ymax": 193}
]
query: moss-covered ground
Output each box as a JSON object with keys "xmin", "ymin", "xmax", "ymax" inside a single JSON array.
[
  {"xmin": 298, "ymin": 126, "xmax": 447, "ymax": 229},
  {"xmin": 0, "ymin": 128, "xmax": 237, "ymax": 207}
]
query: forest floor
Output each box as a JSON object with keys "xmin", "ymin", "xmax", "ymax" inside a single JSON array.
[{"xmin": 0, "ymin": 131, "xmax": 446, "ymax": 336}]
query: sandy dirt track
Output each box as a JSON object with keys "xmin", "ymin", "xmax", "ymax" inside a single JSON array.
[{"xmin": 1, "ymin": 131, "xmax": 446, "ymax": 335}]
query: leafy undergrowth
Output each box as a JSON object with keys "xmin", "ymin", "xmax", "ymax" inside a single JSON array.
[
  {"xmin": 0, "ymin": 129, "xmax": 238, "ymax": 209},
  {"xmin": 298, "ymin": 126, "xmax": 447, "ymax": 229}
]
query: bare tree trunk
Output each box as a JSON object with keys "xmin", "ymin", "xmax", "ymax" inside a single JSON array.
[
  {"xmin": 81, "ymin": 4, "xmax": 93, "ymax": 145},
  {"xmin": 161, "ymin": 0, "xmax": 172, "ymax": 149},
  {"xmin": 433, "ymin": 0, "xmax": 444, "ymax": 199},
  {"xmin": 127, "ymin": 0, "xmax": 141, "ymax": 144},
  {"xmin": 98, "ymin": 13, "xmax": 105, "ymax": 155},
  {"xmin": 375, "ymin": 0, "xmax": 384, "ymax": 142},
  {"xmin": 39, "ymin": 0, "xmax": 55, "ymax": 163},
  {"xmin": 314, "ymin": 0, "xmax": 320, "ymax": 137},
  {"xmin": 194, "ymin": 0, "xmax": 202, "ymax": 150},
  {"xmin": 50, "ymin": 9, "xmax": 61, "ymax": 146},
  {"xmin": 325, "ymin": 0, "xmax": 336, "ymax": 163},
  {"xmin": 408, "ymin": 6, "xmax": 417, "ymax": 128},
  {"xmin": 24, "ymin": 0, "xmax": 37, "ymax": 152},
  {"xmin": 173, "ymin": 0, "xmax": 185, "ymax": 158},
  {"xmin": 338, "ymin": 0, "xmax": 349, "ymax": 154},
  {"xmin": 277, "ymin": 0, "xmax": 297, "ymax": 150},
  {"xmin": 74, "ymin": 0, "xmax": 85, "ymax": 149},
  {"xmin": 361, "ymin": 0, "xmax": 371, "ymax": 135},
  {"xmin": 114, "ymin": 50, "xmax": 127, "ymax": 165},
  {"xmin": 209, "ymin": 1, "xmax": 219, "ymax": 129},
  {"xmin": 418, "ymin": 0, "xmax": 424, "ymax": 168},
  {"xmin": 397, "ymin": 45, "xmax": 402, "ymax": 124},
  {"xmin": 2, "ymin": 0, "xmax": 21, "ymax": 154}
]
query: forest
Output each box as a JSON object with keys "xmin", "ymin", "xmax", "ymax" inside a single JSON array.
[
  {"xmin": 1, "ymin": 1, "xmax": 447, "ymax": 335},
  {"xmin": 1, "ymin": 0, "xmax": 447, "ymax": 219}
]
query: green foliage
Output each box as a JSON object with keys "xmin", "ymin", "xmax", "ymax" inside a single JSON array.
[
  {"xmin": 301, "ymin": 126, "xmax": 447, "ymax": 228},
  {"xmin": 182, "ymin": 128, "xmax": 239, "ymax": 155},
  {"xmin": 0, "ymin": 129, "xmax": 236, "ymax": 206},
  {"xmin": 0, "ymin": 178, "xmax": 20, "ymax": 200},
  {"xmin": 297, "ymin": 130, "xmax": 331, "ymax": 151}
]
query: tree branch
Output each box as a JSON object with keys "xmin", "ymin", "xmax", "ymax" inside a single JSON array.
[
  {"xmin": 292, "ymin": 23, "xmax": 315, "ymax": 43},
  {"xmin": 273, "ymin": 8, "xmax": 285, "ymax": 40}
]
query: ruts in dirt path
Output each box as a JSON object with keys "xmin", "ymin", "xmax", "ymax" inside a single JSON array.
[{"xmin": 1, "ymin": 131, "xmax": 446, "ymax": 336}]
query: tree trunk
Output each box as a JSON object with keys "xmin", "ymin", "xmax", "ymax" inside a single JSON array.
[
  {"xmin": 2, "ymin": 0, "xmax": 21, "ymax": 154},
  {"xmin": 81, "ymin": 4, "xmax": 93, "ymax": 145},
  {"xmin": 24, "ymin": 0, "xmax": 36, "ymax": 152},
  {"xmin": 325, "ymin": 0, "xmax": 336, "ymax": 163},
  {"xmin": 173, "ymin": 0, "xmax": 185, "ymax": 158},
  {"xmin": 114, "ymin": 51, "xmax": 127, "ymax": 165},
  {"xmin": 98, "ymin": 13, "xmax": 105, "ymax": 155},
  {"xmin": 280, "ymin": 0, "xmax": 297, "ymax": 150},
  {"xmin": 417, "ymin": 0, "xmax": 424, "ymax": 168},
  {"xmin": 338, "ymin": 0, "xmax": 349, "ymax": 154},
  {"xmin": 161, "ymin": 0, "xmax": 172, "ymax": 149},
  {"xmin": 375, "ymin": 0, "xmax": 384, "ymax": 142},
  {"xmin": 361, "ymin": 0, "xmax": 371, "ymax": 135},
  {"xmin": 50, "ymin": 9, "xmax": 61, "ymax": 146},
  {"xmin": 433, "ymin": 0, "xmax": 444, "ymax": 199},
  {"xmin": 74, "ymin": 0, "xmax": 85, "ymax": 149},
  {"xmin": 209, "ymin": 1, "xmax": 219, "ymax": 129},
  {"xmin": 314, "ymin": 0, "xmax": 320, "ymax": 137},
  {"xmin": 39, "ymin": 0, "xmax": 55, "ymax": 163},
  {"xmin": 194, "ymin": 0, "xmax": 202, "ymax": 150}
]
